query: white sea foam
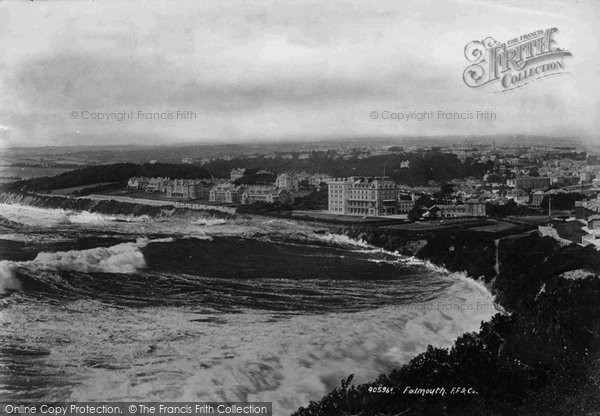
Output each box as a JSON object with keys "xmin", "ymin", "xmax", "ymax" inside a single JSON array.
[
  {"xmin": 0, "ymin": 237, "xmax": 175, "ymax": 293},
  {"xmin": 313, "ymin": 233, "xmax": 371, "ymax": 248},
  {"xmin": 1, "ymin": 223, "xmax": 501, "ymax": 412},
  {"xmin": 0, "ymin": 262, "xmax": 21, "ymax": 294},
  {"xmin": 56, "ymin": 272, "xmax": 497, "ymax": 413},
  {"xmin": 191, "ymin": 218, "xmax": 227, "ymax": 226},
  {"xmin": 559, "ymin": 269, "xmax": 597, "ymax": 280},
  {"xmin": 183, "ymin": 234, "xmax": 214, "ymax": 241},
  {"xmin": 68, "ymin": 211, "xmax": 118, "ymax": 224},
  {"xmin": 69, "ymin": 211, "xmax": 152, "ymax": 224},
  {"xmin": 31, "ymin": 242, "xmax": 147, "ymax": 274},
  {"xmin": 0, "ymin": 203, "xmax": 151, "ymax": 227}
]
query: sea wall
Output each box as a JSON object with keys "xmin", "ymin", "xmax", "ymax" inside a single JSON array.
[{"xmin": 86, "ymin": 194, "xmax": 237, "ymax": 215}]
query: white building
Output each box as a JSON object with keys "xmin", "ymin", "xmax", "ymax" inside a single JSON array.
[
  {"xmin": 275, "ymin": 173, "xmax": 299, "ymax": 191},
  {"xmin": 127, "ymin": 177, "xmax": 149, "ymax": 189},
  {"xmin": 145, "ymin": 177, "xmax": 169, "ymax": 193},
  {"xmin": 308, "ymin": 174, "xmax": 333, "ymax": 187},
  {"xmin": 328, "ymin": 177, "xmax": 398, "ymax": 216},
  {"xmin": 209, "ymin": 183, "xmax": 244, "ymax": 203},
  {"xmin": 241, "ymin": 185, "xmax": 293, "ymax": 205}
]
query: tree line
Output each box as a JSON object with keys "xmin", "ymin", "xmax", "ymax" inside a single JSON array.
[{"xmin": 1, "ymin": 150, "xmax": 499, "ymax": 194}]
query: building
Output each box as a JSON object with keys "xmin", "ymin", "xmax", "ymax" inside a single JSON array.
[
  {"xmin": 531, "ymin": 190, "xmax": 546, "ymax": 207},
  {"xmin": 230, "ymin": 168, "xmax": 246, "ymax": 182},
  {"xmin": 428, "ymin": 201, "xmax": 486, "ymax": 218},
  {"xmin": 575, "ymin": 199, "xmax": 600, "ymax": 219},
  {"xmin": 327, "ymin": 177, "xmax": 398, "ymax": 216},
  {"xmin": 127, "ymin": 177, "xmax": 149, "ymax": 189},
  {"xmin": 464, "ymin": 200, "xmax": 487, "ymax": 217},
  {"xmin": 166, "ymin": 179, "xmax": 210, "ymax": 200},
  {"xmin": 582, "ymin": 213, "xmax": 600, "ymax": 246},
  {"xmin": 429, "ymin": 204, "xmax": 465, "ymax": 218},
  {"xmin": 145, "ymin": 177, "xmax": 169, "ymax": 193},
  {"xmin": 397, "ymin": 194, "xmax": 415, "ymax": 213},
  {"xmin": 506, "ymin": 176, "xmax": 551, "ymax": 191},
  {"xmin": 209, "ymin": 183, "xmax": 244, "ymax": 204},
  {"xmin": 308, "ymin": 174, "xmax": 333, "ymax": 188},
  {"xmin": 241, "ymin": 185, "xmax": 293, "ymax": 205},
  {"xmin": 580, "ymin": 172, "xmax": 596, "ymax": 184},
  {"xmin": 506, "ymin": 188, "xmax": 530, "ymax": 204},
  {"xmin": 551, "ymin": 176, "xmax": 580, "ymax": 187},
  {"xmin": 275, "ymin": 173, "xmax": 299, "ymax": 191},
  {"xmin": 588, "ymin": 215, "xmax": 600, "ymax": 230}
]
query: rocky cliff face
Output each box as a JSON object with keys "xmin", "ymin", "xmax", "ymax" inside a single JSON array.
[{"xmin": 343, "ymin": 227, "xmax": 519, "ymax": 283}]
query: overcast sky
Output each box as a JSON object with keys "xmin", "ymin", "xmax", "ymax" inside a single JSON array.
[{"xmin": 0, "ymin": 0, "xmax": 598, "ymax": 148}]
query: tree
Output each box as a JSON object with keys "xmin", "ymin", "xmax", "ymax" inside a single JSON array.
[
  {"xmin": 440, "ymin": 183, "xmax": 454, "ymax": 195},
  {"xmin": 540, "ymin": 193, "xmax": 584, "ymax": 211},
  {"xmin": 408, "ymin": 207, "xmax": 422, "ymax": 221}
]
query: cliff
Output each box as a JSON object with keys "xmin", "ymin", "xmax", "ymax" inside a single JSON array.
[{"xmin": 293, "ymin": 226, "xmax": 600, "ymax": 416}]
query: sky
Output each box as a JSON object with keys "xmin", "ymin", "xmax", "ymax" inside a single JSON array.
[{"xmin": 0, "ymin": 0, "xmax": 599, "ymax": 148}]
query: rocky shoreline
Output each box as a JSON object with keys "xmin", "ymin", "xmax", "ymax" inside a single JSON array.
[
  {"xmin": 293, "ymin": 226, "xmax": 600, "ymax": 415},
  {"xmin": 0, "ymin": 192, "xmax": 234, "ymax": 219},
  {"xmin": 2, "ymin": 193, "xmax": 599, "ymax": 415}
]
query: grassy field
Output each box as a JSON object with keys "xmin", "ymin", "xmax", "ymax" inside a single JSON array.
[{"xmin": 0, "ymin": 165, "xmax": 75, "ymax": 181}]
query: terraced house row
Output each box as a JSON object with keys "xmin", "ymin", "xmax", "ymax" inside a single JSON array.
[{"xmin": 126, "ymin": 176, "xmax": 293, "ymax": 205}]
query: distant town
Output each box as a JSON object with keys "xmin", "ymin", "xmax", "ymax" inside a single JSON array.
[{"xmin": 4, "ymin": 139, "xmax": 600, "ymax": 246}]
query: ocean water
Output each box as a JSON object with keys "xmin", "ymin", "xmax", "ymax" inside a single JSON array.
[{"xmin": 0, "ymin": 203, "xmax": 497, "ymax": 414}]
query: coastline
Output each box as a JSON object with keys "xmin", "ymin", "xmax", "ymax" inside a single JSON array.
[
  {"xmin": 293, "ymin": 225, "xmax": 600, "ymax": 415},
  {"xmin": 0, "ymin": 192, "xmax": 236, "ymax": 219},
  {"xmin": 2, "ymin": 193, "xmax": 599, "ymax": 415}
]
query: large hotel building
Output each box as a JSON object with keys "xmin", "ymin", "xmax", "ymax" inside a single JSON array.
[{"xmin": 328, "ymin": 176, "xmax": 399, "ymax": 216}]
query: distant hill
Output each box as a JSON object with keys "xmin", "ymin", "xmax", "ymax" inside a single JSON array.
[{"xmin": 0, "ymin": 163, "xmax": 211, "ymax": 192}]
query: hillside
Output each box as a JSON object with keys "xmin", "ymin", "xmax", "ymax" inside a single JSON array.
[{"xmin": 0, "ymin": 163, "xmax": 212, "ymax": 192}]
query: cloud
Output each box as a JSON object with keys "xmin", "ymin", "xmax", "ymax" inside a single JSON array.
[{"xmin": 0, "ymin": 0, "xmax": 598, "ymax": 146}]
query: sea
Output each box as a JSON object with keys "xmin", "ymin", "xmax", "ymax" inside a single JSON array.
[{"xmin": 0, "ymin": 203, "xmax": 497, "ymax": 414}]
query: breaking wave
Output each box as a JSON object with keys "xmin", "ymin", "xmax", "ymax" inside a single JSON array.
[
  {"xmin": 191, "ymin": 218, "xmax": 227, "ymax": 226},
  {"xmin": 0, "ymin": 261, "xmax": 21, "ymax": 294},
  {"xmin": 1, "ymin": 228, "xmax": 500, "ymax": 414},
  {"xmin": 59, "ymin": 271, "xmax": 497, "ymax": 414},
  {"xmin": 313, "ymin": 233, "xmax": 370, "ymax": 248},
  {"xmin": 0, "ymin": 203, "xmax": 152, "ymax": 227},
  {"xmin": 0, "ymin": 238, "xmax": 173, "ymax": 294},
  {"xmin": 68, "ymin": 211, "xmax": 152, "ymax": 224}
]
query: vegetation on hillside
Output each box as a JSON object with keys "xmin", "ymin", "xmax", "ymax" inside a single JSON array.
[
  {"xmin": 0, "ymin": 163, "xmax": 211, "ymax": 192},
  {"xmin": 485, "ymin": 200, "xmax": 538, "ymax": 218},
  {"xmin": 205, "ymin": 151, "xmax": 492, "ymax": 186},
  {"xmin": 540, "ymin": 192, "xmax": 586, "ymax": 211},
  {"xmin": 233, "ymin": 172, "xmax": 276, "ymax": 186}
]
